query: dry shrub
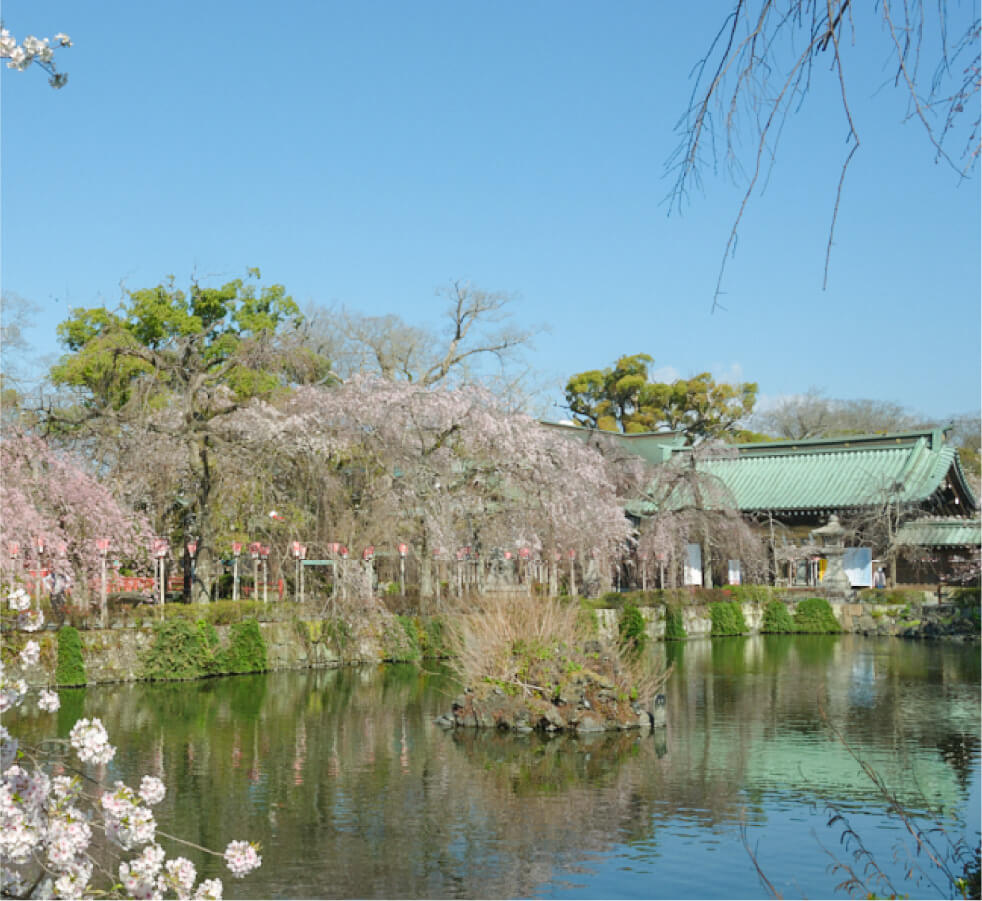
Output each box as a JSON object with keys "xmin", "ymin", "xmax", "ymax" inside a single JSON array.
[
  {"xmin": 447, "ymin": 592, "xmax": 671, "ymax": 705},
  {"xmin": 448, "ymin": 592, "xmax": 586, "ymax": 689}
]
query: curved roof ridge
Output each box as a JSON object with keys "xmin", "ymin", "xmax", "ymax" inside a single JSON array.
[
  {"xmin": 733, "ymin": 427, "xmax": 945, "ymax": 451},
  {"xmin": 946, "ymin": 450, "xmax": 979, "ymax": 512}
]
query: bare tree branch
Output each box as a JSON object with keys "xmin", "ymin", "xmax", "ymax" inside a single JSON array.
[{"xmin": 668, "ymin": 1, "xmax": 980, "ymax": 304}]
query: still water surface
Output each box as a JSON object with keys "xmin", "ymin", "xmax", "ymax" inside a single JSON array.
[{"xmin": 16, "ymin": 635, "xmax": 981, "ymax": 899}]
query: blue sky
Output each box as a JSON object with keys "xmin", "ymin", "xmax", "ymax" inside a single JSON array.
[{"xmin": 3, "ymin": 1, "xmax": 979, "ymax": 421}]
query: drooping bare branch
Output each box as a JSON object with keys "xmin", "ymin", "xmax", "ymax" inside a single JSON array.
[{"xmin": 668, "ymin": 1, "xmax": 980, "ymax": 305}]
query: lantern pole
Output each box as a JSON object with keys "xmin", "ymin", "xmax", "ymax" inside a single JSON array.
[
  {"xmin": 292, "ymin": 542, "xmax": 301, "ymax": 603},
  {"xmin": 232, "ymin": 543, "xmax": 242, "ymax": 601},
  {"xmin": 152, "ymin": 539, "xmax": 169, "ymax": 607},
  {"xmin": 261, "ymin": 546, "xmax": 269, "ymax": 604},
  {"xmin": 33, "ymin": 536, "xmax": 45, "ymax": 611},
  {"xmin": 97, "ymin": 539, "xmax": 110, "ymax": 627},
  {"xmin": 186, "ymin": 540, "xmax": 198, "ymax": 600},
  {"xmin": 398, "ymin": 544, "xmax": 408, "ymax": 599},
  {"xmin": 328, "ymin": 543, "xmax": 340, "ymax": 608},
  {"xmin": 250, "ymin": 543, "xmax": 261, "ymax": 601},
  {"xmin": 340, "ymin": 547, "xmax": 348, "ymax": 603},
  {"xmin": 300, "ymin": 545, "xmax": 307, "ymax": 604}
]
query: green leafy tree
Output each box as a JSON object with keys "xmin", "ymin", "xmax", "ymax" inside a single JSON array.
[
  {"xmin": 49, "ymin": 270, "xmax": 328, "ymax": 603},
  {"xmin": 564, "ymin": 353, "xmax": 757, "ymax": 443},
  {"xmin": 565, "ymin": 354, "xmax": 658, "ymax": 433}
]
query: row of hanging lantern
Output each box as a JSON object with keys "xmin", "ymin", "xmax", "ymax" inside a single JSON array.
[
  {"xmin": 6, "ymin": 537, "xmax": 118, "ymax": 625},
  {"xmin": 423, "ymin": 545, "xmax": 585, "ymax": 597},
  {"xmin": 7, "ymin": 535, "xmax": 607, "ymax": 610},
  {"xmin": 7, "ymin": 538, "xmax": 75, "ymax": 613}
]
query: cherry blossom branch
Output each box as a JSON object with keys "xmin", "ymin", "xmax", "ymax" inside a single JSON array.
[{"xmin": 0, "ymin": 27, "xmax": 71, "ymax": 88}]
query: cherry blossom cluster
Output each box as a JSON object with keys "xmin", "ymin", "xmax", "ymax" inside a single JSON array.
[
  {"xmin": 70, "ymin": 718, "xmax": 117, "ymax": 765},
  {"xmin": 1, "ymin": 589, "xmax": 263, "ymax": 898},
  {"xmin": 8, "ymin": 586, "xmax": 30, "ymax": 612},
  {"xmin": 1, "ymin": 430, "xmax": 153, "ymax": 588},
  {"xmin": 223, "ymin": 840, "xmax": 263, "ymax": 878},
  {"xmin": 0, "ymin": 662, "xmax": 28, "ymax": 715},
  {"xmin": 0, "ymin": 28, "xmax": 71, "ymax": 86},
  {"xmin": 232, "ymin": 375, "xmax": 638, "ymax": 577},
  {"xmin": 5, "ymin": 586, "xmax": 44, "ymax": 634}
]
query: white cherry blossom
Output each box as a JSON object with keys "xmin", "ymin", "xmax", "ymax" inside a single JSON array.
[{"xmin": 38, "ymin": 688, "xmax": 61, "ymax": 712}]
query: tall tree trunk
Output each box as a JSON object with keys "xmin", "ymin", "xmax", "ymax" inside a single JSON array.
[
  {"xmin": 419, "ymin": 526, "xmax": 433, "ymax": 611},
  {"xmin": 702, "ymin": 526, "xmax": 713, "ymax": 588},
  {"xmin": 887, "ymin": 501, "xmax": 898, "ymax": 589},
  {"xmin": 190, "ymin": 438, "xmax": 216, "ymax": 604}
]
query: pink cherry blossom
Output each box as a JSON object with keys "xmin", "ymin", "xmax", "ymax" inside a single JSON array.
[
  {"xmin": 0, "ymin": 429, "xmax": 152, "ymax": 590},
  {"xmin": 224, "ymin": 840, "xmax": 262, "ymax": 877}
]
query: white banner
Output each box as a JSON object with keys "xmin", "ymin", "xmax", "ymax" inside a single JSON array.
[
  {"xmin": 684, "ymin": 543, "xmax": 703, "ymax": 586},
  {"xmin": 843, "ymin": 547, "xmax": 873, "ymax": 587},
  {"xmin": 727, "ymin": 560, "xmax": 741, "ymax": 585}
]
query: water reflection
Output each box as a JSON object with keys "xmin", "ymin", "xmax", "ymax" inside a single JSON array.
[{"xmin": 9, "ymin": 636, "xmax": 979, "ymax": 899}]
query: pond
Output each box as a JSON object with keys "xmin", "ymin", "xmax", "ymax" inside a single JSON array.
[{"xmin": 12, "ymin": 634, "xmax": 981, "ymax": 899}]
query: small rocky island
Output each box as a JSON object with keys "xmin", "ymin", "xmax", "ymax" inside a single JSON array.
[
  {"xmin": 436, "ymin": 607, "xmax": 670, "ymax": 735},
  {"xmin": 438, "ymin": 681, "xmax": 666, "ymax": 734}
]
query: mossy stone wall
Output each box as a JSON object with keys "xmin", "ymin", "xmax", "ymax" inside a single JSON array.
[
  {"xmin": 13, "ymin": 619, "xmax": 374, "ymax": 688},
  {"xmin": 9, "ymin": 599, "xmax": 975, "ymax": 689}
]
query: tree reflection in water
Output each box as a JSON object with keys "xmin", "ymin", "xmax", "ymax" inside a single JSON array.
[{"xmin": 9, "ymin": 636, "xmax": 978, "ymax": 900}]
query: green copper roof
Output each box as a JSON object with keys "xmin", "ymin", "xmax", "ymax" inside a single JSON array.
[
  {"xmin": 695, "ymin": 433, "xmax": 976, "ymax": 513},
  {"xmin": 542, "ymin": 424, "xmax": 978, "ymax": 517},
  {"xmin": 896, "ymin": 516, "xmax": 982, "ymax": 547}
]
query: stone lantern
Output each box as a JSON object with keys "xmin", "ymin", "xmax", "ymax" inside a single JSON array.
[{"xmin": 813, "ymin": 514, "xmax": 852, "ymax": 598}]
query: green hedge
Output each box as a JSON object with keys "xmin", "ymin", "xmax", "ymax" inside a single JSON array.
[
  {"xmin": 793, "ymin": 598, "xmax": 841, "ymax": 633},
  {"xmin": 951, "ymin": 587, "xmax": 980, "ymax": 608},
  {"xmin": 593, "ymin": 587, "xmax": 768, "ymax": 609},
  {"xmin": 142, "ymin": 617, "xmax": 268, "ymax": 681},
  {"xmin": 420, "ymin": 617, "xmax": 451, "ymax": 657},
  {"xmin": 618, "ymin": 603, "xmax": 648, "ymax": 652},
  {"xmin": 724, "ymin": 585, "xmax": 774, "ymax": 604},
  {"xmin": 160, "ymin": 600, "xmax": 269, "ymax": 626},
  {"xmin": 218, "ymin": 620, "xmax": 268, "ymax": 673},
  {"xmin": 710, "ymin": 601, "xmax": 748, "ymax": 636},
  {"xmin": 394, "ymin": 616, "xmax": 423, "ymax": 662},
  {"xmin": 951, "ymin": 587, "xmax": 980, "ymax": 630},
  {"xmin": 56, "ymin": 626, "xmax": 86, "ymax": 686},
  {"xmin": 760, "ymin": 601, "xmax": 796, "ymax": 633},
  {"xmin": 856, "ymin": 588, "xmax": 925, "ymax": 606},
  {"xmin": 394, "ymin": 615, "xmax": 452, "ymax": 661},
  {"xmin": 664, "ymin": 604, "xmax": 687, "ymax": 641}
]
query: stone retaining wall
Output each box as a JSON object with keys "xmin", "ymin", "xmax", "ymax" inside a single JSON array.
[
  {"xmin": 592, "ymin": 599, "xmax": 977, "ymax": 643},
  {"xmin": 7, "ymin": 597, "xmax": 976, "ymax": 689},
  {"xmin": 7, "ymin": 619, "xmax": 385, "ymax": 689}
]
